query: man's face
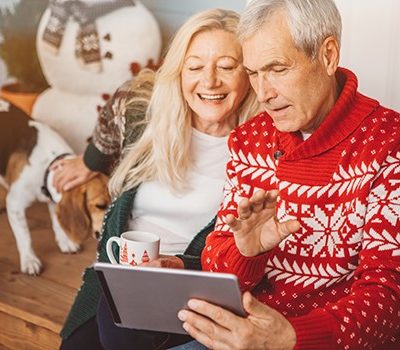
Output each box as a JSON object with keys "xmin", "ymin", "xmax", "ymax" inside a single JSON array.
[{"xmin": 242, "ymin": 10, "xmax": 337, "ymax": 133}]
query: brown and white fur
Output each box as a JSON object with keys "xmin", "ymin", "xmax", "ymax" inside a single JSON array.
[{"xmin": 0, "ymin": 99, "xmax": 110, "ymax": 275}]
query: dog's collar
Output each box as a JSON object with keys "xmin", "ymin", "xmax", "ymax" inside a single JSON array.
[{"xmin": 41, "ymin": 153, "xmax": 72, "ymax": 202}]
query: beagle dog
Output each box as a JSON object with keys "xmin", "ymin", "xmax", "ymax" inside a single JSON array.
[{"xmin": 0, "ymin": 98, "xmax": 110, "ymax": 275}]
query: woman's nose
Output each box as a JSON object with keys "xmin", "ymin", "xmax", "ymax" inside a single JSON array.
[{"xmin": 202, "ymin": 67, "xmax": 220, "ymax": 89}]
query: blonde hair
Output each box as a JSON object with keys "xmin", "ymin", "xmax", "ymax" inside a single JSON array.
[{"xmin": 109, "ymin": 9, "xmax": 259, "ymax": 198}]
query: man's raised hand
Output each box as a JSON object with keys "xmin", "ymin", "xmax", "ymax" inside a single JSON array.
[{"xmin": 225, "ymin": 190, "xmax": 300, "ymax": 256}]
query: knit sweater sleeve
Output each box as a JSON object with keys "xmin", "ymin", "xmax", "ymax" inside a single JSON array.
[
  {"xmin": 84, "ymin": 80, "xmax": 134, "ymax": 174},
  {"xmin": 201, "ymin": 130, "xmax": 272, "ymax": 291},
  {"xmin": 289, "ymin": 147, "xmax": 400, "ymax": 349},
  {"xmin": 175, "ymin": 217, "xmax": 216, "ymax": 270}
]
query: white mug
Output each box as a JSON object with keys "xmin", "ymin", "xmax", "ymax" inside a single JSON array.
[{"xmin": 106, "ymin": 231, "xmax": 160, "ymax": 266}]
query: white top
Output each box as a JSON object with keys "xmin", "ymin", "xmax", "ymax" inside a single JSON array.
[
  {"xmin": 301, "ymin": 131, "xmax": 313, "ymax": 140},
  {"xmin": 128, "ymin": 128, "xmax": 229, "ymax": 255}
]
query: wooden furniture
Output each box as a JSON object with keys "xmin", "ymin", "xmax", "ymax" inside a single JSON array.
[{"xmin": 0, "ymin": 202, "xmax": 97, "ymax": 349}]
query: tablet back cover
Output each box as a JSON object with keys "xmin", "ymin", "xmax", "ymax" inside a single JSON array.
[{"xmin": 94, "ymin": 262, "xmax": 245, "ymax": 334}]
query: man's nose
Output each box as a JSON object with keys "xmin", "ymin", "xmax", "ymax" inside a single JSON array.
[{"xmin": 255, "ymin": 73, "xmax": 277, "ymax": 103}]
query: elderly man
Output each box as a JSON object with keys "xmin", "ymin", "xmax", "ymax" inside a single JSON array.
[{"xmin": 177, "ymin": 0, "xmax": 400, "ymax": 349}]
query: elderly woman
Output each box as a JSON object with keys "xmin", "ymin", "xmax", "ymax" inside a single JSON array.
[{"xmin": 59, "ymin": 8, "xmax": 259, "ymax": 350}]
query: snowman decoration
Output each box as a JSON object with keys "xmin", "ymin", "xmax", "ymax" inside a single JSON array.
[{"xmin": 32, "ymin": 0, "xmax": 161, "ymax": 153}]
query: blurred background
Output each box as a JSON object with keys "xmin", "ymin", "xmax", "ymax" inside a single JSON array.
[{"xmin": 0, "ymin": 0, "xmax": 399, "ymax": 111}]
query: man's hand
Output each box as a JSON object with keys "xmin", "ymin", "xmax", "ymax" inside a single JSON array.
[
  {"xmin": 178, "ymin": 291, "xmax": 296, "ymax": 350},
  {"xmin": 140, "ymin": 255, "xmax": 184, "ymax": 269},
  {"xmin": 51, "ymin": 155, "xmax": 98, "ymax": 192},
  {"xmin": 225, "ymin": 190, "xmax": 300, "ymax": 256}
]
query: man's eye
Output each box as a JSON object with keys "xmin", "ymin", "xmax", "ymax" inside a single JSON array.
[{"xmin": 272, "ymin": 67, "xmax": 287, "ymax": 73}]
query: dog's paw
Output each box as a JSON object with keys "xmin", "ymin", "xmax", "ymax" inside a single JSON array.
[
  {"xmin": 57, "ymin": 237, "xmax": 80, "ymax": 253},
  {"xmin": 21, "ymin": 256, "xmax": 42, "ymax": 275}
]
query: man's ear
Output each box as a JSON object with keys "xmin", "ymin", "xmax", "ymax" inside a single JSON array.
[
  {"xmin": 320, "ymin": 36, "xmax": 340, "ymax": 76},
  {"xmin": 55, "ymin": 186, "xmax": 92, "ymax": 244}
]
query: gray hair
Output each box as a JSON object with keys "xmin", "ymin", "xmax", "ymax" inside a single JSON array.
[{"xmin": 238, "ymin": 0, "xmax": 342, "ymax": 59}]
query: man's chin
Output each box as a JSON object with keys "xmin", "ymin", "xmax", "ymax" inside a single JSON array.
[{"xmin": 272, "ymin": 120, "xmax": 298, "ymax": 133}]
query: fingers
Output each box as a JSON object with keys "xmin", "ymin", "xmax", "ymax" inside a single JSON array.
[
  {"xmin": 51, "ymin": 157, "xmax": 96, "ymax": 192},
  {"xmin": 180, "ymin": 319, "xmax": 214, "ymax": 350},
  {"xmin": 63, "ymin": 176, "xmax": 86, "ymax": 191},
  {"xmin": 225, "ymin": 213, "xmax": 242, "ymax": 231},
  {"xmin": 227, "ymin": 190, "xmax": 278, "ymax": 226},
  {"xmin": 140, "ymin": 255, "xmax": 184, "ymax": 269},
  {"xmin": 53, "ymin": 171, "xmax": 69, "ymax": 193},
  {"xmin": 49, "ymin": 159, "xmax": 63, "ymax": 171},
  {"xmin": 185, "ymin": 299, "xmax": 238, "ymax": 330},
  {"xmin": 249, "ymin": 190, "xmax": 266, "ymax": 213},
  {"xmin": 278, "ymin": 219, "xmax": 301, "ymax": 239},
  {"xmin": 239, "ymin": 190, "xmax": 279, "ymax": 218},
  {"xmin": 237, "ymin": 197, "xmax": 252, "ymax": 220},
  {"xmin": 264, "ymin": 189, "xmax": 279, "ymax": 208},
  {"xmin": 178, "ymin": 301, "xmax": 233, "ymax": 350},
  {"xmin": 242, "ymin": 291, "xmax": 270, "ymax": 317}
]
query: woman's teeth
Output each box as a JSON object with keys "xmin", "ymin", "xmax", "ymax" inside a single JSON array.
[{"xmin": 198, "ymin": 94, "xmax": 227, "ymax": 100}]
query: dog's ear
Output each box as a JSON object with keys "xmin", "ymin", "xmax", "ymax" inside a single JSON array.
[
  {"xmin": 0, "ymin": 185, "xmax": 6, "ymax": 212},
  {"xmin": 55, "ymin": 186, "xmax": 92, "ymax": 244}
]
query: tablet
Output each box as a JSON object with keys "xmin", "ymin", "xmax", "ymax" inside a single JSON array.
[{"xmin": 94, "ymin": 262, "xmax": 246, "ymax": 334}]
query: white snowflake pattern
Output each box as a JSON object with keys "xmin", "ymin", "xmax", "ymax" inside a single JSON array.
[
  {"xmin": 302, "ymin": 205, "xmax": 348, "ymax": 257},
  {"xmin": 277, "ymin": 201, "xmax": 301, "ymax": 254},
  {"xmin": 231, "ymin": 149, "xmax": 277, "ymax": 184},
  {"xmin": 367, "ymin": 184, "xmax": 400, "ymax": 226},
  {"xmin": 363, "ymin": 229, "xmax": 400, "ymax": 256},
  {"xmin": 80, "ymin": 33, "xmax": 99, "ymax": 51},
  {"xmin": 47, "ymin": 16, "xmax": 62, "ymax": 33},
  {"xmin": 265, "ymin": 256, "xmax": 356, "ymax": 289},
  {"xmin": 380, "ymin": 151, "xmax": 400, "ymax": 179}
]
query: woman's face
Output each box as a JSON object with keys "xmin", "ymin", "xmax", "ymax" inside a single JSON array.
[{"xmin": 181, "ymin": 29, "xmax": 250, "ymax": 137}]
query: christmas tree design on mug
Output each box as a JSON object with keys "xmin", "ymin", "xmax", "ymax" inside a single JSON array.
[
  {"xmin": 141, "ymin": 250, "xmax": 150, "ymax": 263},
  {"xmin": 129, "ymin": 253, "xmax": 137, "ymax": 266},
  {"xmin": 120, "ymin": 242, "xmax": 129, "ymax": 264}
]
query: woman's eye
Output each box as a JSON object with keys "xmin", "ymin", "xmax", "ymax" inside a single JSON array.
[
  {"xmin": 188, "ymin": 66, "xmax": 202, "ymax": 71},
  {"xmin": 218, "ymin": 66, "xmax": 234, "ymax": 71}
]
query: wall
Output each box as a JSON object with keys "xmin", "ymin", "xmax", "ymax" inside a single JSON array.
[
  {"xmin": 0, "ymin": 0, "xmax": 246, "ymax": 87},
  {"xmin": 0, "ymin": 0, "xmax": 399, "ymax": 110},
  {"xmin": 336, "ymin": 0, "xmax": 400, "ymax": 110},
  {"xmin": 143, "ymin": 0, "xmax": 246, "ymax": 48}
]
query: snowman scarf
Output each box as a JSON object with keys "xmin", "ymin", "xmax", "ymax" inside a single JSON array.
[{"xmin": 42, "ymin": 0, "xmax": 135, "ymax": 72}]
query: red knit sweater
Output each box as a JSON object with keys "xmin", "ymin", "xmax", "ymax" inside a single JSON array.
[{"xmin": 201, "ymin": 68, "xmax": 400, "ymax": 349}]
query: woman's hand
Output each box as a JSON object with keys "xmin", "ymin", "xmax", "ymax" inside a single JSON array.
[
  {"xmin": 140, "ymin": 255, "xmax": 184, "ymax": 269},
  {"xmin": 51, "ymin": 155, "xmax": 98, "ymax": 192}
]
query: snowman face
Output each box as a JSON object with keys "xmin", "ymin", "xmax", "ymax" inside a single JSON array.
[{"xmin": 36, "ymin": 1, "xmax": 161, "ymax": 94}]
